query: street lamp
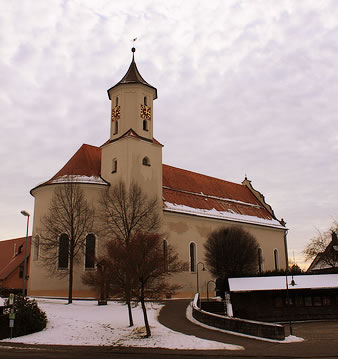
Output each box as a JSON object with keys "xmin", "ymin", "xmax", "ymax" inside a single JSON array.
[
  {"xmin": 21, "ymin": 210, "xmax": 30, "ymax": 296},
  {"xmin": 196, "ymin": 262, "xmax": 205, "ymax": 296},
  {"xmin": 283, "ymin": 227, "xmax": 294, "ymax": 336}
]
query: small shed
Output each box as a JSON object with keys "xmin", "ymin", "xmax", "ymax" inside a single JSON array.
[{"xmin": 229, "ymin": 274, "xmax": 338, "ymax": 322}]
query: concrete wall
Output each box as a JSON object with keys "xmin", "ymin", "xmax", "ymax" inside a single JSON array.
[{"xmin": 192, "ymin": 294, "xmax": 285, "ymax": 340}]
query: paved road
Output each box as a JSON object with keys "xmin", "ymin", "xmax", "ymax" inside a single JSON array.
[
  {"xmin": 158, "ymin": 299, "xmax": 338, "ymax": 358},
  {"xmin": 0, "ymin": 344, "xmax": 245, "ymax": 359},
  {"xmin": 1, "ymin": 300, "xmax": 338, "ymax": 358}
]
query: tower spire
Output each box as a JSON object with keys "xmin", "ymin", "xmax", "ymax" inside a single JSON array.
[{"xmin": 107, "ymin": 45, "xmax": 157, "ymax": 99}]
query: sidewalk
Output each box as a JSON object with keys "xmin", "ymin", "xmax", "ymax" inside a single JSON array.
[{"xmin": 158, "ymin": 299, "xmax": 338, "ymax": 358}]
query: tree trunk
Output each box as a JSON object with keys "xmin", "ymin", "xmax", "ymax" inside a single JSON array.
[
  {"xmin": 126, "ymin": 275, "xmax": 134, "ymax": 326},
  {"xmin": 68, "ymin": 241, "xmax": 74, "ymax": 304},
  {"xmin": 68, "ymin": 258, "xmax": 73, "ymax": 304},
  {"xmin": 140, "ymin": 282, "xmax": 151, "ymax": 337},
  {"xmin": 127, "ymin": 300, "xmax": 134, "ymax": 327}
]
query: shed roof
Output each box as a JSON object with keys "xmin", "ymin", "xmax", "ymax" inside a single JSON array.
[{"xmin": 229, "ymin": 274, "xmax": 338, "ymax": 292}]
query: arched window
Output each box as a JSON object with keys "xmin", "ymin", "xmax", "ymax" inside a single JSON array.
[
  {"xmin": 274, "ymin": 249, "xmax": 279, "ymax": 271},
  {"xmin": 258, "ymin": 247, "xmax": 264, "ymax": 274},
  {"xmin": 189, "ymin": 242, "xmax": 196, "ymax": 272},
  {"xmin": 33, "ymin": 235, "xmax": 40, "ymax": 261},
  {"xmin": 143, "ymin": 119, "xmax": 148, "ymax": 131},
  {"xmin": 85, "ymin": 234, "xmax": 96, "ymax": 269},
  {"xmin": 115, "ymin": 97, "xmax": 119, "ymax": 107},
  {"xmin": 163, "ymin": 240, "xmax": 168, "ymax": 272},
  {"xmin": 112, "ymin": 158, "xmax": 117, "ymax": 173},
  {"xmin": 142, "ymin": 156, "xmax": 150, "ymax": 166},
  {"xmin": 113, "ymin": 120, "xmax": 118, "ymax": 135},
  {"xmin": 144, "ymin": 96, "xmax": 147, "ymax": 106},
  {"xmin": 58, "ymin": 233, "xmax": 69, "ymax": 269}
]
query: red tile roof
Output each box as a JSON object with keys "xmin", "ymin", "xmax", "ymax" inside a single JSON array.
[
  {"xmin": 163, "ymin": 164, "xmax": 260, "ymax": 206},
  {"xmin": 162, "ymin": 164, "xmax": 279, "ymax": 225},
  {"xmin": 31, "ymin": 143, "xmax": 282, "ymax": 227},
  {"xmin": 0, "ymin": 237, "xmax": 31, "ymax": 281},
  {"xmin": 49, "ymin": 144, "xmax": 102, "ymax": 180},
  {"xmin": 102, "ymin": 129, "xmax": 163, "ymax": 146}
]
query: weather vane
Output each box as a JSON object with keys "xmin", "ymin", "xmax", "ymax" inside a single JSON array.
[{"xmin": 131, "ymin": 38, "xmax": 137, "ymax": 53}]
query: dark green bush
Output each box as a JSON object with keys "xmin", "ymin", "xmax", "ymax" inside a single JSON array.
[
  {"xmin": 0, "ymin": 288, "xmax": 22, "ymax": 297},
  {"xmin": 0, "ymin": 296, "xmax": 47, "ymax": 339}
]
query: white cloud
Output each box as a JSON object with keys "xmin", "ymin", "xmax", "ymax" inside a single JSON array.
[{"xmin": 1, "ymin": 0, "xmax": 338, "ymax": 268}]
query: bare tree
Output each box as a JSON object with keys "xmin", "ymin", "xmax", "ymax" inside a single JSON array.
[
  {"xmin": 304, "ymin": 221, "xmax": 338, "ymax": 269},
  {"xmin": 97, "ymin": 181, "xmax": 161, "ymax": 326},
  {"xmin": 38, "ymin": 180, "xmax": 95, "ymax": 304},
  {"xmin": 104, "ymin": 232, "xmax": 185, "ymax": 337},
  {"xmin": 204, "ymin": 226, "xmax": 259, "ymax": 279}
]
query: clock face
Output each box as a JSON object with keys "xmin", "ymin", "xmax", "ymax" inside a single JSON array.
[
  {"xmin": 140, "ymin": 104, "xmax": 151, "ymax": 121},
  {"xmin": 111, "ymin": 105, "xmax": 120, "ymax": 121}
]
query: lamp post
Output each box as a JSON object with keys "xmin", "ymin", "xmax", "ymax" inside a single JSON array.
[
  {"xmin": 283, "ymin": 227, "xmax": 294, "ymax": 336},
  {"xmin": 21, "ymin": 210, "xmax": 30, "ymax": 296},
  {"xmin": 196, "ymin": 262, "xmax": 205, "ymax": 296}
]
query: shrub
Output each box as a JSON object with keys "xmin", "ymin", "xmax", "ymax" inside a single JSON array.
[
  {"xmin": 0, "ymin": 296, "xmax": 47, "ymax": 339},
  {"xmin": 204, "ymin": 226, "xmax": 259, "ymax": 278},
  {"xmin": 0, "ymin": 288, "xmax": 22, "ymax": 297}
]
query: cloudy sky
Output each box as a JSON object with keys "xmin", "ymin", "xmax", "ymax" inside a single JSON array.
[{"xmin": 1, "ymin": 0, "xmax": 338, "ymax": 268}]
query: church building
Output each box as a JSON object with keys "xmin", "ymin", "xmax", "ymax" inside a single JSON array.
[{"xmin": 28, "ymin": 48, "xmax": 287, "ymax": 298}]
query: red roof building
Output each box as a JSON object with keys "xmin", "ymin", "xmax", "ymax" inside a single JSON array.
[
  {"xmin": 28, "ymin": 48, "xmax": 287, "ymax": 298},
  {"xmin": 32, "ymin": 143, "xmax": 283, "ymax": 229},
  {"xmin": 0, "ymin": 236, "xmax": 31, "ymax": 292}
]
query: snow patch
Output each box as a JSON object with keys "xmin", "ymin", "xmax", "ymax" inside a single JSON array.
[
  {"xmin": 163, "ymin": 186, "xmax": 261, "ymax": 208},
  {"xmin": 50, "ymin": 175, "xmax": 107, "ymax": 185},
  {"xmin": 1, "ymin": 299, "xmax": 241, "ymax": 350},
  {"xmin": 164, "ymin": 202, "xmax": 284, "ymax": 229}
]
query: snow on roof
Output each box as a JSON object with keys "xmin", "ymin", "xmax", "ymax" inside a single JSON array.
[
  {"xmin": 229, "ymin": 274, "xmax": 338, "ymax": 292},
  {"xmin": 50, "ymin": 175, "xmax": 108, "ymax": 185},
  {"xmin": 162, "ymin": 165, "xmax": 284, "ymax": 228},
  {"xmin": 164, "ymin": 202, "xmax": 284, "ymax": 229},
  {"xmin": 31, "ymin": 144, "xmax": 285, "ymax": 229}
]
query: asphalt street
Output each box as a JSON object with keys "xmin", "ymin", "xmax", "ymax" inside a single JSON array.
[
  {"xmin": 0, "ymin": 299, "xmax": 337, "ymax": 358},
  {"xmin": 158, "ymin": 299, "xmax": 338, "ymax": 358}
]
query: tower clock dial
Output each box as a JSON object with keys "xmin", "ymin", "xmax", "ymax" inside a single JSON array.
[
  {"xmin": 111, "ymin": 105, "xmax": 120, "ymax": 121},
  {"xmin": 140, "ymin": 104, "xmax": 151, "ymax": 121}
]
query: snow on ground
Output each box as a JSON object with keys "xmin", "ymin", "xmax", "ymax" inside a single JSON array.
[{"xmin": 1, "ymin": 299, "xmax": 242, "ymax": 350}]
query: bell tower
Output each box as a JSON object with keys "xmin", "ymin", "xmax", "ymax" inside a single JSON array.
[
  {"xmin": 107, "ymin": 47, "xmax": 157, "ymax": 141},
  {"xmin": 101, "ymin": 48, "xmax": 163, "ymax": 202}
]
